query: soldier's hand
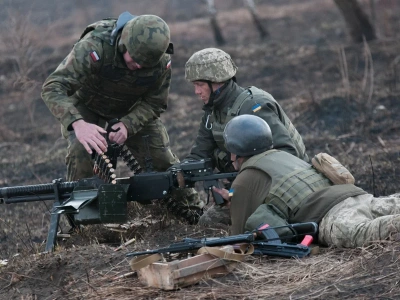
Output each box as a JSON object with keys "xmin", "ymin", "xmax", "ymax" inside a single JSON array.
[
  {"xmin": 108, "ymin": 122, "xmax": 128, "ymax": 144},
  {"xmin": 212, "ymin": 186, "xmax": 231, "ymax": 208},
  {"xmin": 72, "ymin": 119, "xmax": 107, "ymax": 154}
]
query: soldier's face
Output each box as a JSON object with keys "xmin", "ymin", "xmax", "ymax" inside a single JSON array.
[
  {"xmin": 192, "ymin": 81, "xmax": 224, "ymax": 104},
  {"xmin": 123, "ymin": 51, "xmax": 142, "ymax": 70},
  {"xmin": 193, "ymin": 81, "xmax": 211, "ymax": 104}
]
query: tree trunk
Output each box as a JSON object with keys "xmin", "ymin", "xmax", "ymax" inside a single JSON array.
[
  {"xmin": 334, "ymin": 0, "xmax": 377, "ymax": 43},
  {"xmin": 244, "ymin": 0, "xmax": 269, "ymax": 39},
  {"xmin": 210, "ymin": 16, "xmax": 226, "ymax": 46},
  {"xmin": 206, "ymin": 0, "xmax": 226, "ymax": 46}
]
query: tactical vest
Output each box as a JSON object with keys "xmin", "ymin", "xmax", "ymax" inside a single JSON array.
[
  {"xmin": 74, "ymin": 19, "xmax": 170, "ymax": 119},
  {"xmin": 240, "ymin": 150, "xmax": 332, "ymax": 219},
  {"xmin": 210, "ymin": 87, "xmax": 308, "ymax": 160}
]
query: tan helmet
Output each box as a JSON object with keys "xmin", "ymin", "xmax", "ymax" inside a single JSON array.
[
  {"xmin": 185, "ymin": 48, "xmax": 238, "ymax": 82},
  {"xmin": 120, "ymin": 15, "xmax": 170, "ymax": 67}
]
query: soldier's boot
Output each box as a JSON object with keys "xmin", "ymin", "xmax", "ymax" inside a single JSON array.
[
  {"xmin": 164, "ymin": 188, "xmax": 204, "ymax": 225},
  {"xmin": 198, "ymin": 204, "xmax": 231, "ymax": 227}
]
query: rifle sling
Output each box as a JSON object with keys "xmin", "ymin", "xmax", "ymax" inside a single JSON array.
[
  {"xmin": 129, "ymin": 244, "xmax": 254, "ymax": 270},
  {"xmin": 197, "ymin": 244, "xmax": 254, "ymax": 262}
]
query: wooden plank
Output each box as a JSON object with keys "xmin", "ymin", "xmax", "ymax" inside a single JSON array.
[
  {"xmin": 138, "ymin": 254, "xmax": 237, "ymax": 290},
  {"xmin": 176, "ymin": 253, "xmax": 216, "ymax": 268},
  {"xmin": 173, "ymin": 257, "xmax": 232, "ymax": 278}
]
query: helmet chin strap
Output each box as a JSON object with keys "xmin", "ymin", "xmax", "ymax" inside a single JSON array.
[
  {"xmin": 230, "ymin": 155, "xmax": 242, "ymax": 171},
  {"xmin": 204, "ymin": 80, "xmax": 229, "ymax": 108}
]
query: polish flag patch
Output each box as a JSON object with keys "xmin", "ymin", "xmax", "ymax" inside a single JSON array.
[
  {"xmin": 89, "ymin": 51, "xmax": 100, "ymax": 62},
  {"xmin": 166, "ymin": 60, "xmax": 171, "ymax": 69}
]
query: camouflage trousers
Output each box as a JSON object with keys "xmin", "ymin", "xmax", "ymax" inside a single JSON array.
[
  {"xmin": 62, "ymin": 117, "xmax": 204, "ymax": 224},
  {"xmin": 319, "ymin": 193, "xmax": 400, "ymax": 248}
]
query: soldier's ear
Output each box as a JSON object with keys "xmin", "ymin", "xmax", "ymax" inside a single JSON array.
[{"xmin": 165, "ymin": 43, "xmax": 174, "ymax": 54}]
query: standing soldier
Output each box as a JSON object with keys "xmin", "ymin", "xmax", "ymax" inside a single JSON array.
[
  {"xmin": 184, "ymin": 48, "xmax": 308, "ymax": 226},
  {"xmin": 41, "ymin": 12, "xmax": 204, "ymax": 224}
]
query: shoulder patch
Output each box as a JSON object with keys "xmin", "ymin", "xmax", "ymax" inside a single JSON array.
[
  {"xmin": 89, "ymin": 51, "xmax": 100, "ymax": 62},
  {"xmin": 252, "ymin": 103, "xmax": 261, "ymax": 112},
  {"xmin": 166, "ymin": 60, "xmax": 171, "ymax": 69}
]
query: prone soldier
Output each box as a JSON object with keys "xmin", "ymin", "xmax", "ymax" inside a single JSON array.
[{"xmin": 213, "ymin": 114, "xmax": 400, "ymax": 248}]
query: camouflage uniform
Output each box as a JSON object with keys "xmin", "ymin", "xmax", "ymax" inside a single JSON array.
[
  {"xmin": 184, "ymin": 48, "xmax": 308, "ymax": 226},
  {"xmin": 41, "ymin": 14, "xmax": 204, "ymax": 223}
]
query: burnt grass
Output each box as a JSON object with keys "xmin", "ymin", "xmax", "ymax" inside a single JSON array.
[{"xmin": 1, "ymin": 0, "xmax": 400, "ymax": 299}]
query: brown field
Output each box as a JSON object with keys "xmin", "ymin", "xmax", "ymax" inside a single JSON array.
[{"xmin": 1, "ymin": 0, "xmax": 400, "ymax": 299}]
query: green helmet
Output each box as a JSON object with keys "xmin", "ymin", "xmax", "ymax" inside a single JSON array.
[
  {"xmin": 185, "ymin": 48, "xmax": 238, "ymax": 82},
  {"xmin": 224, "ymin": 115, "xmax": 273, "ymax": 157},
  {"xmin": 120, "ymin": 15, "xmax": 170, "ymax": 67}
]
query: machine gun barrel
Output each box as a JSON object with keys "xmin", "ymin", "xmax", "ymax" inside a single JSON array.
[{"xmin": 0, "ymin": 181, "xmax": 78, "ymax": 204}]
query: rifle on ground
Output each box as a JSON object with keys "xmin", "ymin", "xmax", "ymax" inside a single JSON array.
[
  {"xmin": 127, "ymin": 222, "xmax": 318, "ymax": 260},
  {"xmin": 0, "ymin": 158, "xmax": 237, "ymax": 252}
]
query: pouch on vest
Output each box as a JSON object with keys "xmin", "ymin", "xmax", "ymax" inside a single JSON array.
[{"xmin": 311, "ymin": 153, "xmax": 355, "ymax": 185}]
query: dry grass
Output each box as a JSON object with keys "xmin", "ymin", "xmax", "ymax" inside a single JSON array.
[{"xmin": 3, "ymin": 241, "xmax": 397, "ymax": 300}]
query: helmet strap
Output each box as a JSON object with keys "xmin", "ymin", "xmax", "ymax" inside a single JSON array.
[{"xmin": 207, "ymin": 80, "xmax": 230, "ymax": 108}]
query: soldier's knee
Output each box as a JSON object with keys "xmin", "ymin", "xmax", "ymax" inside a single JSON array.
[
  {"xmin": 65, "ymin": 135, "xmax": 93, "ymax": 180},
  {"xmin": 67, "ymin": 135, "xmax": 88, "ymax": 157},
  {"xmin": 151, "ymin": 149, "xmax": 179, "ymax": 171}
]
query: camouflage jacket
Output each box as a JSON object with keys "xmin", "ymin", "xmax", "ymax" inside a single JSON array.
[
  {"xmin": 186, "ymin": 80, "xmax": 309, "ymax": 166},
  {"xmin": 41, "ymin": 19, "xmax": 172, "ymax": 135}
]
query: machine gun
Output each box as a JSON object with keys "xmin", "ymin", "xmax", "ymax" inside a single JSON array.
[
  {"xmin": 127, "ymin": 222, "xmax": 318, "ymax": 269},
  {"xmin": 0, "ymin": 159, "xmax": 237, "ymax": 252}
]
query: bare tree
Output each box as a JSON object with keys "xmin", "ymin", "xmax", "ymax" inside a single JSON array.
[
  {"xmin": 244, "ymin": 0, "xmax": 269, "ymax": 39},
  {"xmin": 206, "ymin": 0, "xmax": 226, "ymax": 46},
  {"xmin": 334, "ymin": 0, "xmax": 377, "ymax": 43},
  {"xmin": 205, "ymin": 0, "xmax": 268, "ymax": 46}
]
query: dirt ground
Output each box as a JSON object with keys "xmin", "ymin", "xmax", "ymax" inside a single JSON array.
[{"xmin": 1, "ymin": 0, "xmax": 400, "ymax": 299}]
